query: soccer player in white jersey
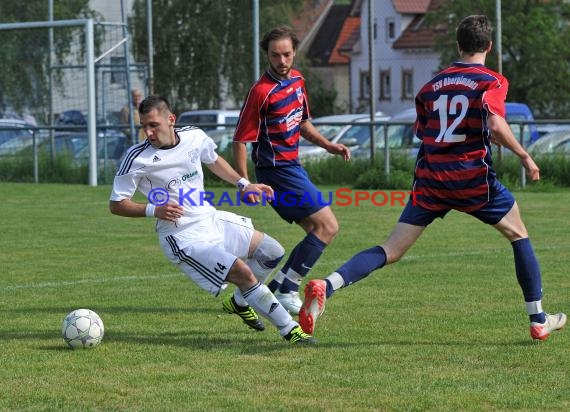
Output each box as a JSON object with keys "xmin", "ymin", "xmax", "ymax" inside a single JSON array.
[{"xmin": 109, "ymin": 95, "xmax": 315, "ymax": 344}]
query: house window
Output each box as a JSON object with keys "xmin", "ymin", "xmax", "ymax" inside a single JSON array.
[
  {"xmin": 359, "ymin": 70, "xmax": 370, "ymax": 100},
  {"xmin": 402, "ymin": 69, "xmax": 414, "ymax": 100},
  {"xmin": 111, "ymin": 56, "xmax": 126, "ymax": 86},
  {"xmin": 386, "ymin": 18, "xmax": 396, "ymax": 42},
  {"xmin": 380, "ymin": 70, "xmax": 391, "ymax": 100}
]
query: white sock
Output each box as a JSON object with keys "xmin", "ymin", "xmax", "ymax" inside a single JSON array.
[
  {"xmin": 246, "ymin": 258, "xmax": 272, "ymax": 283},
  {"xmin": 232, "ymin": 290, "xmax": 248, "ymax": 307},
  {"xmin": 326, "ymin": 272, "xmax": 345, "ymax": 291},
  {"xmin": 525, "ymin": 300, "xmax": 543, "ymax": 315},
  {"xmin": 242, "ymin": 282, "xmax": 297, "ymax": 335},
  {"xmin": 270, "ymin": 270, "xmax": 286, "ymax": 287}
]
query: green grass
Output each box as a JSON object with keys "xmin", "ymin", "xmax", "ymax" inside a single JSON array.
[{"xmin": 0, "ymin": 183, "xmax": 569, "ymax": 411}]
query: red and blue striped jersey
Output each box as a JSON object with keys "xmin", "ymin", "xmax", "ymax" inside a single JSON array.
[
  {"xmin": 413, "ymin": 62, "xmax": 508, "ymax": 212},
  {"xmin": 233, "ymin": 69, "xmax": 310, "ymax": 167}
]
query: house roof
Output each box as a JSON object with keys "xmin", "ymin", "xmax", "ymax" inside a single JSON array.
[
  {"xmin": 349, "ymin": 0, "xmax": 363, "ymax": 16},
  {"xmin": 392, "ymin": 0, "xmax": 431, "ymax": 14},
  {"xmin": 307, "ymin": 5, "xmax": 351, "ymax": 65},
  {"xmin": 392, "ymin": 0, "xmax": 447, "ymax": 50},
  {"xmin": 329, "ymin": 16, "xmax": 360, "ymax": 64},
  {"xmin": 291, "ymin": 0, "xmax": 334, "ymax": 52}
]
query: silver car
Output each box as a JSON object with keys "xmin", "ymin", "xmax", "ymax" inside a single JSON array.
[{"xmin": 299, "ymin": 112, "xmax": 391, "ymax": 160}]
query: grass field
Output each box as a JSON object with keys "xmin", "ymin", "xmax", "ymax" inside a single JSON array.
[{"xmin": 0, "ymin": 182, "xmax": 568, "ymax": 411}]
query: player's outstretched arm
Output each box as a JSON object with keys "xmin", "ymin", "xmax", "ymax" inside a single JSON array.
[
  {"xmin": 232, "ymin": 142, "xmax": 250, "ymax": 180},
  {"xmin": 487, "ymin": 114, "xmax": 539, "ymax": 181},
  {"xmin": 300, "ymin": 120, "xmax": 351, "ymax": 161},
  {"xmin": 109, "ymin": 199, "xmax": 183, "ymax": 222},
  {"xmin": 206, "ymin": 156, "xmax": 274, "ymax": 200}
]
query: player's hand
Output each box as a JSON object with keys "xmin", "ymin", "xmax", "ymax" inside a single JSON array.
[
  {"xmin": 521, "ymin": 155, "xmax": 540, "ymax": 181},
  {"xmin": 155, "ymin": 203, "xmax": 184, "ymax": 222},
  {"xmin": 327, "ymin": 143, "xmax": 351, "ymax": 161},
  {"xmin": 240, "ymin": 183, "xmax": 274, "ymax": 204}
]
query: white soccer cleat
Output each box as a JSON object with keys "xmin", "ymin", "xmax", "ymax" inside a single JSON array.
[
  {"xmin": 530, "ymin": 313, "xmax": 566, "ymax": 341},
  {"xmin": 274, "ymin": 291, "xmax": 302, "ymax": 315}
]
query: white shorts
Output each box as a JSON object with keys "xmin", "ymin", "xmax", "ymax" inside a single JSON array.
[{"xmin": 159, "ymin": 210, "xmax": 254, "ymax": 296}]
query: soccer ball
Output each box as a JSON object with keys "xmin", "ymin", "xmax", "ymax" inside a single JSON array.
[{"xmin": 62, "ymin": 309, "xmax": 104, "ymax": 349}]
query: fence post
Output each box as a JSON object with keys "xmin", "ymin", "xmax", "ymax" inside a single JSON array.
[{"xmin": 519, "ymin": 123, "xmax": 526, "ymax": 189}]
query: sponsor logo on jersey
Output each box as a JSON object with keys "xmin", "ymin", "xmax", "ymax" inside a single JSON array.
[
  {"xmin": 296, "ymin": 87, "xmax": 303, "ymax": 103},
  {"xmin": 285, "ymin": 107, "xmax": 303, "ymax": 132},
  {"xmin": 152, "ymin": 155, "xmax": 161, "ymax": 163},
  {"xmin": 188, "ymin": 149, "xmax": 199, "ymax": 163},
  {"xmin": 181, "ymin": 170, "xmax": 198, "ymax": 181},
  {"xmin": 167, "ymin": 178, "xmax": 181, "ymax": 190}
]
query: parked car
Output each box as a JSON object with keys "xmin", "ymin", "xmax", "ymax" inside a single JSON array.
[
  {"xmin": 527, "ymin": 130, "xmax": 570, "ymax": 155},
  {"xmin": 299, "ymin": 112, "xmax": 391, "ymax": 160},
  {"xmin": 55, "ymin": 110, "xmax": 87, "ymax": 130},
  {"xmin": 351, "ymin": 108, "xmax": 420, "ymax": 158},
  {"xmin": 536, "ymin": 123, "xmax": 570, "ymax": 138},
  {"xmin": 204, "ymin": 128, "xmax": 235, "ymax": 152},
  {"xmin": 176, "ymin": 109, "xmax": 240, "ymax": 131},
  {"xmin": 0, "ymin": 119, "xmax": 39, "ymax": 155},
  {"xmin": 36, "ymin": 131, "xmax": 128, "ymax": 168},
  {"xmin": 505, "ymin": 102, "xmax": 539, "ymax": 146},
  {"xmin": 353, "ymin": 103, "xmax": 538, "ymax": 160}
]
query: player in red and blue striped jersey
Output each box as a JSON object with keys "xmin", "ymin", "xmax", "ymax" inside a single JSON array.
[
  {"xmin": 233, "ymin": 26, "xmax": 351, "ymax": 314},
  {"xmin": 300, "ymin": 15, "xmax": 566, "ymax": 341}
]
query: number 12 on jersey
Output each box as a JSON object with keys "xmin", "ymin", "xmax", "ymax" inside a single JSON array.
[{"xmin": 434, "ymin": 94, "xmax": 468, "ymax": 143}]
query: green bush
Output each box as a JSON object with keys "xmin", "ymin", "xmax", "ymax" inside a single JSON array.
[
  {"xmin": 0, "ymin": 152, "xmax": 95, "ymax": 184},
  {"xmin": 303, "ymin": 152, "xmax": 415, "ymax": 189},
  {"xmin": 2, "ymin": 146, "xmax": 570, "ymax": 190}
]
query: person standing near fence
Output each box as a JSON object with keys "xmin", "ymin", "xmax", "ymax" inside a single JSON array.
[{"xmin": 121, "ymin": 89, "xmax": 145, "ymax": 143}]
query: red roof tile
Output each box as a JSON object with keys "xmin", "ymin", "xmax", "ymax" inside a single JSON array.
[
  {"xmin": 291, "ymin": 0, "xmax": 334, "ymax": 45},
  {"xmin": 329, "ymin": 16, "xmax": 360, "ymax": 64},
  {"xmin": 392, "ymin": 0, "xmax": 431, "ymax": 14},
  {"xmin": 392, "ymin": 0, "xmax": 447, "ymax": 49}
]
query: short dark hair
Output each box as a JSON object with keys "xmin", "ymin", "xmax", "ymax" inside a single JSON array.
[
  {"xmin": 138, "ymin": 95, "xmax": 172, "ymax": 116},
  {"xmin": 456, "ymin": 15, "xmax": 493, "ymax": 55},
  {"xmin": 259, "ymin": 25, "xmax": 299, "ymax": 52}
]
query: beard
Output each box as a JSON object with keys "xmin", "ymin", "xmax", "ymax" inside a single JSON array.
[{"xmin": 269, "ymin": 62, "xmax": 292, "ymax": 79}]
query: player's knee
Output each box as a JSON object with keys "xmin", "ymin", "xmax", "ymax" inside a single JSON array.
[
  {"xmin": 228, "ymin": 259, "xmax": 257, "ymax": 288},
  {"xmin": 320, "ymin": 220, "xmax": 339, "ymax": 244},
  {"xmin": 328, "ymin": 219, "xmax": 339, "ymax": 237},
  {"xmin": 253, "ymin": 234, "xmax": 285, "ymax": 269}
]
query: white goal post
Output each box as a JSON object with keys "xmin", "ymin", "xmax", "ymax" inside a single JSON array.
[{"xmin": 0, "ymin": 19, "xmax": 98, "ymax": 185}]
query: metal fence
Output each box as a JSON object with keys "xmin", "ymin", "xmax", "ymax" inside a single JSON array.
[
  {"xmin": 2, "ymin": 119, "xmax": 569, "ymax": 187},
  {"xmin": 0, "ymin": 15, "xmax": 147, "ymax": 186}
]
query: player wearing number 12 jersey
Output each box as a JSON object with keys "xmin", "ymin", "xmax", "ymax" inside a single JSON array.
[
  {"xmin": 413, "ymin": 61, "xmax": 508, "ymax": 212},
  {"xmin": 299, "ymin": 14, "xmax": 566, "ymax": 341}
]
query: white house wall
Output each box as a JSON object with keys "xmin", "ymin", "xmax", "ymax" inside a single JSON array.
[{"xmin": 351, "ymin": 0, "xmax": 440, "ymax": 116}]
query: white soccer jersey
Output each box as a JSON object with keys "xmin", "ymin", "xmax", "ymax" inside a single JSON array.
[{"xmin": 110, "ymin": 126, "xmax": 219, "ymax": 234}]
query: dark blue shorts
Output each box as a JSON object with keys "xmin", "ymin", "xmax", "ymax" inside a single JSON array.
[
  {"xmin": 399, "ymin": 182, "xmax": 516, "ymax": 227},
  {"xmin": 255, "ymin": 165, "xmax": 327, "ymax": 224}
]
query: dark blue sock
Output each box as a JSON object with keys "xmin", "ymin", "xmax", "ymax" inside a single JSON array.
[
  {"xmin": 279, "ymin": 233, "xmax": 326, "ymax": 293},
  {"xmin": 512, "ymin": 238, "xmax": 544, "ymax": 323},
  {"xmin": 328, "ymin": 246, "xmax": 387, "ymax": 297},
  {"xmin": 268, "ymin": 244, "xmax": 300, "ymax": 292}
]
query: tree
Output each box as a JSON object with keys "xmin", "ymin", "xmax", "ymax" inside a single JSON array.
[
  {"xmin": 130, "ymin": 0, "xmax": 303, "ymax": 112},
  {"xmin": 426, "ymin": 0, "xmax": 570, "ymax": 118},
  {"xmin": 0, "ymin": 0, "xmax": 96, "ymax": 118}
]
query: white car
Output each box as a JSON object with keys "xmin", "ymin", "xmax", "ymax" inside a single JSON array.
[
  {"xmin": 527, "ymin": 130, "xmax": 570, "ymax": 155},
  {"xmin": 299, "ymin": 112, "xmax": 391, "ymax": 160},
  {"xmin": 0, "ymin": 118, "xmax": 38, "ymax": 155},
  {"xmin": 176, "ymin": 109, "xmax": 240, "ymax": 131},
  {"xmin": 351, "ymin": 108, "xmax": 420, "ymax": 158}
]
